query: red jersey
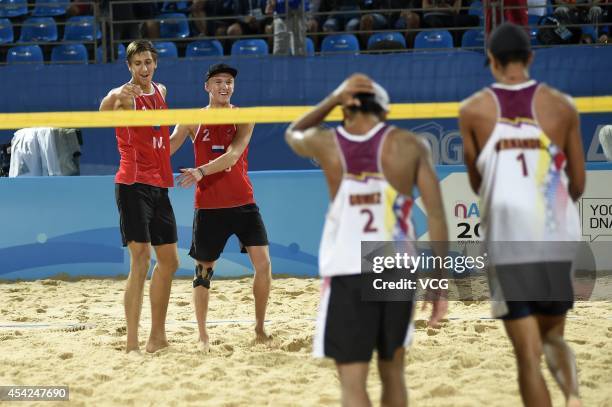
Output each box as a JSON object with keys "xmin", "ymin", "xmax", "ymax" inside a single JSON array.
[
  {"xmin": 192, "ymin": 107, "xmax": 254, "ymax": 209},
  {"xmin": 114, "ymin": 82, "xmax": 174, "ymax": 188}
]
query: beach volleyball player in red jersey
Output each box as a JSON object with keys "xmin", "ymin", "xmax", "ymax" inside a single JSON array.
[
  {"xmin": 170, "ymin": 63, "xmax": 272, "ymax": 350},
  {"xmin": 100, "ymin": 40, "xmax": 179, "ymax": 354}
]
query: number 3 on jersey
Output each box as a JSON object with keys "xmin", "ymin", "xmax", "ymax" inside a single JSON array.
[{"xmin": 361, "ymin": 208, "xmax": 378, "ymax": 233}]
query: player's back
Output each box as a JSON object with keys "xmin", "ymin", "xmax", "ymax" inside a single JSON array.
[
  {"xmin": 319, "ymin": 122, "xmax": 420, "ymax": 277},
  {"xmin": 473, "ymin": 80, "xmax": 580, "ymax": 247}
]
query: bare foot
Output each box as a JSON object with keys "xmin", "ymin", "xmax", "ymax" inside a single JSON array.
[
  {"xmin": 126, "ymin": 342, "xmax": 140, "ymax": 353},
  {"xmin": 567, "ymin": 395, "xmax": 582, "ymax": 407},
  {"xmin": 145, "ymin": 337, "xmax": 169, "ymax": 353},
  {"xmin": 198, "ymin": 332, "xmax": 210, "ymax": 352},
  {"xmin": 255, "ymin": 328, "xmax": 272, "ymax": 344}
]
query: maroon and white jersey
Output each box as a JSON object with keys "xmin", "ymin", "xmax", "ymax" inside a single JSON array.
[
  {"xmin": 475, "ymin": 80, "xmax": 580, "ymax": 264},
  {"xmin": 319, "ymin": 122, "xmax": 415, "ymax": 277}
]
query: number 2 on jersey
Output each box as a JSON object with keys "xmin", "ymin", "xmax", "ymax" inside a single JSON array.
[
  {"xmin": 517, "ymin": 152, "xmax": 528, "ymax": 177},
  {"xmin": 361, "ymin": 209, "xmax": 378, "ymax": 233}
]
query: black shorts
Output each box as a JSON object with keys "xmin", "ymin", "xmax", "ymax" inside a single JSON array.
[
  {"xmin": 495, "ymin": 262, "xmax": 574, "ymax": 320},
  {"xmin": 314, "ymin": 275, "xmax": 414, "ymax": 363},
  {"xmin": 189, "ymin": 203, "xmax": 269, "ymax": 262},
  {"xmin": 115, "ymin": 183, "xmax": 178, "ymax": 247}
]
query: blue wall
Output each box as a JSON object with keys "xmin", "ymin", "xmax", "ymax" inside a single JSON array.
[
  {"xmin": 2, "ymin": 164, "xmax": 611, "ymax": 280},
  {"xmin": 1, "ymin": 46, "xmax": 611, "ymax": 174}
]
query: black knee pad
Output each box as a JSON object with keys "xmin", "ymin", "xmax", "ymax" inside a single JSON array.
[{"xmin": 193, "ymin": 264, "xmax": 214, "ymax": 289}]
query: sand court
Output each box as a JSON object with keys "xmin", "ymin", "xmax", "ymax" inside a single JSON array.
[{"xmin": 1, "ymin": 277, "xmax": 611, "ymax": 406}]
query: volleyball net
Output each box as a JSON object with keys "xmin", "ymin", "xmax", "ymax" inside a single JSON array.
[{"xmin": 1, "ymin": 96, "xmax": 612, "ymax": 129}]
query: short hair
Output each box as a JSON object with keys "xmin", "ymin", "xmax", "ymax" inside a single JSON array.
[
  {"xmin": 492, "ymin": 49, "xmax": 531, "ymax": 67},
  {"xmin": 346, "ymin": 93, "xmax": 386, "ymax": 120},
  {"xmin": 487, "ymin": 23, "xmax": 531, "ymax": 68},
  {"xmin": 126, "ymin": 40, "xmax": 158, "ymax": 63}
]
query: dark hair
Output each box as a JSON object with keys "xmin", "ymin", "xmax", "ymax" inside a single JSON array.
[
  {"xmin": 126, "ymin": 40, "xmax": 158, "ymax": 63},
  {"xmin": 346, "ymin": 93, "xmax": 385, "ymax": 119},
  {"xmin": 492, "ymin": 49, "xmax": 531, "ymax": 67}
]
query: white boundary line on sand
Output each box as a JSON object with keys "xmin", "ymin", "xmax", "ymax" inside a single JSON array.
[{"xmin": 1, "ymin": 315, "xmax": 611, "ymax": 331}]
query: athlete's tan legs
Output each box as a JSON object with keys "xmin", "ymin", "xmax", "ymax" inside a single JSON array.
[
  {"xmin": 504, "ymin": 316, "xmax": 552, "ymax": 407},
  {"xmin": 246, "ymin": 245, "xmax": 272, "ymax": 341},
  {"xmin": 124, "ymin": 242, "xmax": 151, "ymax": 353},
  {"xmin": 378, "ymin": 347, "xmax": 408, "ymax": 407},
  {"xmin": 193, "ymin": 260, "xmax": 215, "ymax": 351},
  {"xmin": 146, "ymin": 243, "xmax": 179, "ymax": 353},
  {"xmin": 537, "ymin": 314, "xmax": 581, "ymax": 407},
  {"xmin": 337, "ymin": 362, "xmax": 371, "ymax": 407}
]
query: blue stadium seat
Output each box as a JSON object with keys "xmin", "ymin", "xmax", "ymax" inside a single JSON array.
[
  {"xmin": 51, "ymin": 43, "xmax": 88, "ymax": 64},
  {"xmin": 0, "ymin": 0, "xmax": 27, "ymax": 18},
  {"xmin": 461, "ymin": 29, "xmax": 485, "ymax": 48},
  {"xmin": 160, "ymin": 1, "xmax": 189, "ymax": 13},
  {"xmin": 320, "ymin": 34, "xmax": 359, "ymax": 54},
  {"xmin": 306, "ymin": 37, "xmax": 314, "ymax": 56},
  {"xmin": 469, "ymin": 0, "xmax": 484, "ymax": 25},
  {"xmin": 154, "ymin": 41, "xmax": 178, "ymax": 58},
  {"xmin": 582, "ymin": 25, "xmax": 597, "ymax": 42},
  {"xmin": 367, "ymin": 31, "xmax": 406, "ymax": 50},
  {"xmin": 414, "ymin": 30, "xmax": 453, "ymax": 49},
  {"xmin": 19, "ymin": 16, "xmax": 57, "ymax": 42},
  {"xmin": 0, "ymin": 17, "xmax": 13, "ymax": 44},
  {"xmin": 96, "ymin": 43, "xmax": 126, "ymax": 62},
  {"xmin": 231, "ymin": 39, "xmax": 268, "ymax": 56},
  {"xmin": 527, "ymin": 14, "xmax": 541, "ymax": 26},
  {"xmin": 32, "ymin": 0, "xmax": 68, "ymax": 16},
  {"xmin": 7, "ymin": 44, "xmax": 43, "ymax": 64},
  {"xmin": 64, "ymin": 16, "xmax": 100, "ymax": 41},
  {"xmin": 158, "ymin": 13, "xmax": 190, "ymax": 39},
  {"xmin": 186, "ymin": 39, "xmax": 223, "ymax": 57}
]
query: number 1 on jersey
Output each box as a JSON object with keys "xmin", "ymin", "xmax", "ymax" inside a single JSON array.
[{"xmin": 517, "ymin": 152, "xmax": 528, "ymax": 177}]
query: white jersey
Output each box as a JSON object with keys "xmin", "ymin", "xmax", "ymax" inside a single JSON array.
[
  {"xmin": 476, "ymin": 80, "xmax": 581, "ymax": 264},
  {"xmin": 319, "ymin": 123, "xmax": 416, "ymax": 277}
]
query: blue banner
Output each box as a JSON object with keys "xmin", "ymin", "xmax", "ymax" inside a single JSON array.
[
  {"xmin": 1, "ymin": 47, "xmax": 611, "ymax": 173},
  {"xmin": 2, "ymin": 163, "xmax": 610, "ymax": 280}
]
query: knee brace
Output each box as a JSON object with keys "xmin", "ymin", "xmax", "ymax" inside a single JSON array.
[{"xmin": 193, "ymin": 264, "xmax": 214, "ymax": 289}]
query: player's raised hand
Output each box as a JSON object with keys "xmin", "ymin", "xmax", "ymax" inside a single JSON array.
[
  {"xmin": 332, "ymin": 73, "xmax": 375, "ymax": 108},
  {"xmin": 176, "ymin": 167, "xmax": 204, "ymax": 188}
]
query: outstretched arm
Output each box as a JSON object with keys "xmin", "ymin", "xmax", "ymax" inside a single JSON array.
[
  {"xmin": 170, "ymin": 124, "xmax": 195, "ymax": 155},
  {"xmin": 176, "ymin": 123, "xmax": 255, "ymax": 188},
  {"xmin": 99, "ymin": 83, "xmax": 142, "ymax": 111}
]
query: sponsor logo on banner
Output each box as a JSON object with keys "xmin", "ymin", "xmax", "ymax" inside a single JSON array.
[
  {"xmin": 411, "ymin": 122, "xmax": 463, "ymax": 165},
  {"xmin": 453, "ymin": 201, "xmax": 481, "ymax": 240},
  {"xmin": 410, "ymin": 122, "xmax": 608, "ymax": 164},
  {"xmin": 580, "ymin": 198, "xmax": 612, "ymax": 241},
  {"xmin": 438, "ymin": 170, "xmax": 612, "ymax": 243}
]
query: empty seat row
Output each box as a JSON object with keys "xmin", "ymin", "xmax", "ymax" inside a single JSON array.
[
  {"xmin": 7, "ymin": 43, "xmax": 87, "ymax": 63},
  {"xmin": 0, "ymin": 0, "xmax": 192, "ymax": 18},
  {"xmin": 0, "ymin": 0, "xmax": 69, "ymax": 17},
  {"xmin": 0, "ymin": 15, "xmax": 99, "ymax": 44}
]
